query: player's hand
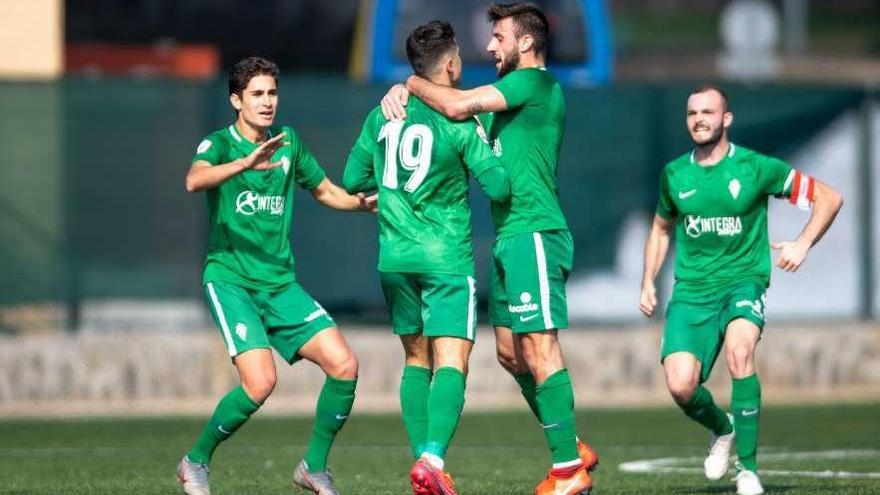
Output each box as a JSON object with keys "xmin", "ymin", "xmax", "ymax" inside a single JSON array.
[
  {"xmin": 639, "ymin": 283, "xmax": 658, "ymax": 317},
  {"xmin": 380, "ymin": 84, "xmax": 409, "ymax": 121},
  {"xmin": 771, "ymin": 239, "xmax": 810, "ymax": 272},
  {"xmin": 359, "ymin": 193, "xmax": 378, "ymax": 213},
  {"xmin": 241, "ymin": 132, "xmax": 288, "ymax": 171}
]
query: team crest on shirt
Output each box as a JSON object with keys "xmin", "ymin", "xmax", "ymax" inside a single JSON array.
[
  {"xmin": 728, "ymin": 178, "xmax": 741, "ymax": 199},
  {"xmin": 280, "ymin": 156, "xmax": 291, "ymax": 175},
  {"xmin": 235, "ymin": 323, "xmax": 248, "ymax": 340},
  {"xmin": 197, "ymin": 139, "xmax": 212, "ymax": 154}
]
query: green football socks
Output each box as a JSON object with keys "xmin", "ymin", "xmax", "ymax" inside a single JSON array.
[
  {"xmin": 732, "ymin": 373, "xmax": 761, "ymax": 472},
  {"xmin": 682, "ymin": 385, "xmax": 734, "ymax": 436},
  {"xmin": 400, "ymin": 365, "xmax": 432, "ymax": 458},
  {"xmin": 515, "ymin": 372, "xmax": 542, "ymax": 422},
  {"xmin": 423, "ymin": 367, "xmax": 467, "ymax": 461},
  {"xmin": 303, "ymin": 376, "xmax": 357, "ymax": 472},
  {"xmin": 187, "ymin": 385, "xmax": 261, "ymax": 464},
  {"xmin": 536, "ymin": 369, "xmax": 580, "ymax": 465}
]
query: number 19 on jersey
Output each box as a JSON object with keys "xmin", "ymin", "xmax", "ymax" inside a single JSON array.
[{"xmin": 378, "ymin": 122, "xmax": 433, "ymax": 192}]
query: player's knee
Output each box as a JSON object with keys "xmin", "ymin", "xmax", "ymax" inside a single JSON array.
[
  {"xmin": 327, "ymin": 351, "xmax": 359, "ymax": 380},
  {"xmin": 243, "ymin": 375, "xmax": 277, "ymax": 403},
  {"xmin": 666, "ymin": 378, "xmax": 697, "ymax": 405},
  {"xmin": 726, "ymin": 346, "xmax": 753, "ymax": 376}
]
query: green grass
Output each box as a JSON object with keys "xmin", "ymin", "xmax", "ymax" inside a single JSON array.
[{"xmin": 2, "ymin": 403, "xmax": 879, "ymax": 494}]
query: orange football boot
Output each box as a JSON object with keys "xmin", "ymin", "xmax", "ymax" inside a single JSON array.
[
  {"xmin": 577, "ymin": 439, "xmax": 600, "ymax": 472},
  {"xmin": 535, "ymin": 466, "xmax": 593, "ymax": 495},
  {"xmin": 409, "ymin": 458, "xmax": 458, "ymax": 495}
]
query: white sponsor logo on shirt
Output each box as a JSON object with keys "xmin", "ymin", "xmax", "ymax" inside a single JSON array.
[
  {"xmin": 235, "ymin": 190, "xmax": 284, "ymax": 216},
  {"xmin": 684, "ymin": 215, "xmax": 743, "ymax": 238}
]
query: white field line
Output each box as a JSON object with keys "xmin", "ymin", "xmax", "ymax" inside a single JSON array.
[{"xmin": 618, "ymin": 449, "xmax": 880, "ymax": 479}]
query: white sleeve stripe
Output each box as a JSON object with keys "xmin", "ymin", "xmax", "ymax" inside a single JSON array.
[{"xmin": 782, "ymin": 170, "xmax": 795, "ymax": 194}]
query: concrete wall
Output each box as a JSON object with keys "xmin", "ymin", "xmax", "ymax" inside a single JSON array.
[{"xmin": 1, "ymin": 323, "xmax": 877, "ymax": 417}]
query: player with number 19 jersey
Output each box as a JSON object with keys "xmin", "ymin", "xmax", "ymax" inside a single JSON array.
[
  {"xmin": 344, "ymin": 97, "xmax": 508, "ymax": 277},
  {"xmin": 344, "ymin": 96, "xmax": 509, "ymax": 340}
]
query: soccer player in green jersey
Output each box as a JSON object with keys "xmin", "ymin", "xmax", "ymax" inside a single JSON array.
[
  {"xmin": 176, "ymin": 57, "xmax": 375, "ymax": 495},
  {"xmin": 380, "ymin": 4, "xmax": 598, "ymax": 494},
  {"xmin": 639, "ymin": 84, "xmax": 843, "ymax": 495},
  {"xmin": 344, "ymin": 21, "xmax": 511, "ymax": 495}
]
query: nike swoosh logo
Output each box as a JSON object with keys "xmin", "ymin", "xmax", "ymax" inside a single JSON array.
[
  {"xmin": 542, "ymin": 422, "xmax": 559, "ymax": 429},
  {"xmin": 679, "ymin": 189, "xmax": 697, "ymax": 199},
  {"xmin": 741, "ymin": 409, "xmax": 759, "ymax": 417},
  {"xmin": 217, "ymin": 425, "xmax": 231, "ymax": 435},
  {"xmin": 335, "ymin": 414, "xmax": 349, "ymax": 420},
  {"xmin": 520, "ymin": 314, "xmax": 540, "ymax": 322}
]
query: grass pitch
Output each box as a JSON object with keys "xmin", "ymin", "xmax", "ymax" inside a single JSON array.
[{"xmin": 2, "ymin": 403, "xmax": 878, "ymax": 494}]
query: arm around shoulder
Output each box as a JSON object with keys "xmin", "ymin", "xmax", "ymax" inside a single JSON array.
[{"xmin": 406, "ymin": 76, "xmax": 508, "ymax": 120}]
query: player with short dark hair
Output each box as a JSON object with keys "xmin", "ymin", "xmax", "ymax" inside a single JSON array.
[
  {"xmin": 640, "ymin": 85, "xmax": 843, "ymax": 495},
  {"xmin": 380, "ymin": 4, "xmax": 599, "ymax": 494},
  {"xmin": 346, "ymin": 20, "xmax": 511, "ymax": 495},
  {"xmin": 176, "ymin": 56, "xmax": 375, "ymax": 495}
]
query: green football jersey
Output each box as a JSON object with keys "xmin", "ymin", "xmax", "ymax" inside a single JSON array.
[
  {"xmin": 344, "ymin": 97, "xmax": 506, "ymax": 275},
  {"xmin": 656, "ymin": 144, "xmax": 814, "ymax": 301},
  {"xmin": 484, "ymin": 67, "xmax": 568, "ymax": 237},
  {"xmin": 192, "ymin": 123, "xmax": 326, "ymax": 291}
]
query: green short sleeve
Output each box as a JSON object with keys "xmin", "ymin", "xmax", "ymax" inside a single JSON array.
[
  {"xmin": 492, "ymin": 69, "xmax": 538, "ymax": 109},
  {"xmin": 288, "ymin": 127, "xmax": 326, "ymax": 190},
  {"xmin": 192, "ymin": 134, "xmax": 226, "ymax": 165}
]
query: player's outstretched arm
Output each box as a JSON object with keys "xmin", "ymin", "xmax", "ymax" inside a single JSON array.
[
  {"xmin": 771, "ymin": 179, "xmax": 843, "ymax": 272},
  {"xmin": 640, "ymin": 214, "xmax": 673, "ymax": 317},
  {"xmin": 310, "ymin": 177, "xmax": 377, "ymax": 212},
  {"xmin": 185, "ymin": 133, "xmax": 287, "ymax": 193}
]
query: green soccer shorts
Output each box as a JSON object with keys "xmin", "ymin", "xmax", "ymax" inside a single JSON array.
[
  {"xmin": 489, "ymin": 230, "xmax": 573, "ymax": 333},
  {"xmin": 660, "ymin": 280, "xmax": 767, "ymax": 383},
  {"xmin": 379, "ymin": 272, "xmax": 477, "ymax": 340},
  {"xmin": 204, "ymin": 280, "xmax": 336, "ymax": 363}
]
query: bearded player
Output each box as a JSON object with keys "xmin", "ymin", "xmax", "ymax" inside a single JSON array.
[
  {"xmin": 639, "ymin": 84, "xmax": 843, "ymax": 495},
  {"xmin": 380, "ymin": 4, "xmax": 599, "ymax": 494}
]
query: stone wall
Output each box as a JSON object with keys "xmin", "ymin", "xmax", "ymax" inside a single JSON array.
[{"xmin": 0, "ymin": 323, "xmax": 877, "ymax": 417}]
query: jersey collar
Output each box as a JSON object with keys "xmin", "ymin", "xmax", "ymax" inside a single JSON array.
[
  {"xmin": 227, "ymin": 123, "xmax": 274, "ymax": 150},
  {"xmin": 690, "ymin": 142, "xmax": 736, "ymax": 164}
]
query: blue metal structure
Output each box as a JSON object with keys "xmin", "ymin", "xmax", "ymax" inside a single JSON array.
[{"xmin": 363, "ymin": 0, "xmax": 613, "ymax": 87}]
